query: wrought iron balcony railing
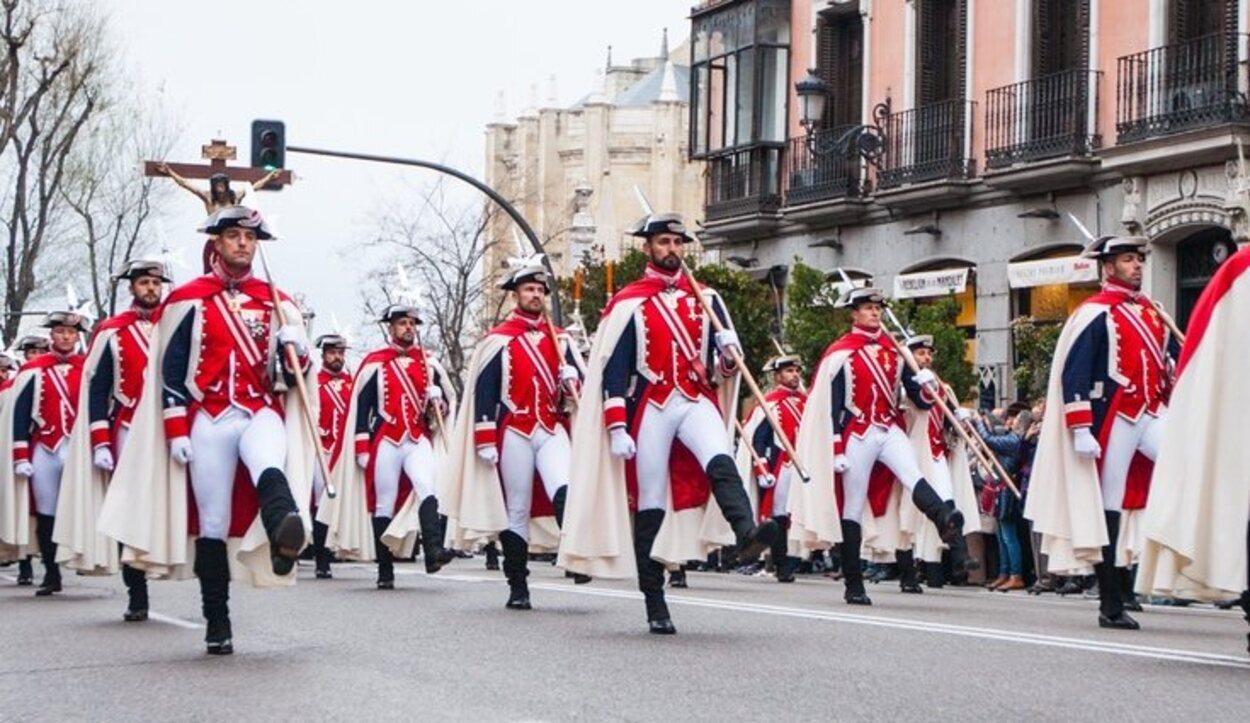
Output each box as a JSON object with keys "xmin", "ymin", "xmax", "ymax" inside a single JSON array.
[
  {"xmin": 986, "ymin": 69, "xmax": 1102, "ymax": 169},
  {"xmin": 877, "ymin": 99, "xmax": 976, "ymax": 190},
  {"xmin": 783, "ymin": 125, "xmax": 869, "ymax": 206},
  {"xmin": 704, "ymin": 143, "xmax": 785, "ymax": 222},
  {"xmin": 1116, "ymin": 32, "xmax": 1250, "ymax": 144}
]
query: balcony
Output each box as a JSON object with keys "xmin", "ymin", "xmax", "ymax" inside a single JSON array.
[
  {"xmin": 702, "ymin": 143, "xmax": 784, "ymax": 240},
  {"xmin": 1103, "ymin": 33, "xmax": 1250, "ymax": 175},
  {"xmin": 875, "ymin": 99, "xmax": 977, "ymax": 212},
  {"xmin": 780, "ymin": 126, "xmax": 870, "ymax": 226},
  {"xmin": 983, "ymin": 70, "xmax": 1102, "ymax": 193}
]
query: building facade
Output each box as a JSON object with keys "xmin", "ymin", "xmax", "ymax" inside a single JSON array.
[
  {"xmin": 690, "ymin": 0, "xmax": 1249, "ymax": 403},
  {"xmin": 483, "ymin": 33, "xmax": 706, "ymax": 298}
]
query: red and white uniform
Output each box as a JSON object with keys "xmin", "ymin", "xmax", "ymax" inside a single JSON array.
[
  {"xmin": 87, "ymin": 309, "xmax": 156, "ymax": 459},
  {"xmin": 11, "ymin": 353, "xmax": 85, "ymax": 516},
  {"xmin": 314, "ymin": 368, "xmax": 352, "ymax": 504},
  {"xmin": 750, "ymin": 387, "xmax": 807, "ymax": 519}
]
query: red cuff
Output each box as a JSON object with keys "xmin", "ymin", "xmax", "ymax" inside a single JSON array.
[
  {"xmin": 90, "ymin": 421, "xmax": 111, "ymax": 450},
  {"xmin": 12, "ymin": 441, "xmax": 29, "ymax": 463},
  {"xmin": 604, "ymin": 397, "xmax": 626, "ymax": 429},
  {"xmin": 833, "ymin": 433, "xmax": 845, "ymax": 457},
  {"xmin": 354, "ymin": 433, "xmax": 371, "ymax": 457},
  {"xmin": 1064, "ymin": 401, "xmax": 1093, "ymax": 428},
  {"xmin": 163, "ymin": 407, "xmax": 189, "ymax": 440},
  {"xmin": 474, "ymin": 422, "xmax": 497, "ymax": 449}
]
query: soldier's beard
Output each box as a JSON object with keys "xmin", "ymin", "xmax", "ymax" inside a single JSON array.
[
  {"xmin": 134, "ymin": 294, "xmax": 161, "ymax": 310},
  {"xmin": 324, "ymin": 360, "xmax": 344, "ymax": 373},
  {"xmin": 650, "ymin": 252, "xmax": 681, "ymax": 271}
]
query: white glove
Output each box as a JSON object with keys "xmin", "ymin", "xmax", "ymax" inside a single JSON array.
[
  {"xmin": 955, "ymin": 407, "xmax": 973, "ymax": 421},
  {"xmin": 559, "ymin": 365, "xmax": 579, "ymax": 383},
  {"xmin": 356, "ymin": 453, "xmax": 370, "ymax": 470},
  {"xmin": 425, "ymin": 384, "xmax": 443, "ymax": 402},
  {"xmin": 913, "ymin": 368, "xmax": 937, "ymax": 388},
  {"xmin": 476, "ymin": 446, "xmax": 499, "ymax": 465},
  {"xmin": 13, "ymin": 461, "xmax": 33, "ymax": 478},
  {"xmin": 276, "ymin": 325, "xmax": 307, "ymax": 356},
  {"xmin": 609, "ymin": 428, "xmax": 636, "ymax": 459},
  {"xmin": 92, "ymin": 447, "xmax": 115, "ymax": 472},
  {"xmin": 833, "ymin": 455, "xmax": 850, "ymax": 474},
  {"xmin": 170, "ymin": 437, "xmax": 194, "ymax": 465},
  {"xmin": 714, "ymin": 329, "xmax": 741, "ymax": 357},
  {"xmin": 758, "ymin": 472, "xmax": 776, "ymax": 489},
  {"xmin": 1072, "ymin": 427, "xmax": 1102, "ymax": 460}
]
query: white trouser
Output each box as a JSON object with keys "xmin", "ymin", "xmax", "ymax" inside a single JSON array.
[
  {"xmin": 189, "ymin": 407, "xmax": 287, "ymax": 540},
  {"xmin": 841, "ymin": 424, "xmax": 927, "ymax": 523},
  {"xmin": 31, "ymin": 444, "xmax": 68, "ymax": 516},
  {"xmin": 1100, "ymin": 410, "xmax": 1166, "ymax": 512},
  {"xmin": 772, "ymin": 465, "xmax": 795, "ymax": 518},
  {"xmin": 373, "ymin": 435, "xmax": 436, "ymax": 516},
  {"xmin": 499, "ymin": 426, "xmax": 570, "ymax": 540},
  {"xmin": 635, "ymin": 395, "xmax": 731, "ymax": 512}
]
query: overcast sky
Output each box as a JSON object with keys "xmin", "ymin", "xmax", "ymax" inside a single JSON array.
[{"xmin": 105, "ymin": 0, "xmax": 691, "ymax": 345}]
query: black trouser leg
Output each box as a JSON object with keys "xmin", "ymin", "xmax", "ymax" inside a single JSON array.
[
  {"xmin": 418, "ymin": 496, "xmax": 453, "ymax": 574},
  {"xmin": 34, "ymin": 514, "xmax": 60, "ymax": 595},
  {"xmin": 634, "ymin": 509, "xmax": 670, "ymax": 624},
  {"xmin": 1095, "ymin": 511, "xmax": 1125, "ymax": 619},
  {"xmin": 706, "ymin": 455, "xmax": 776, "ymax": 562},
  {"xmin": 17, "ymin": 555, "xmax": 33, "ymax": 584},
  {"xmin": 897, "ymin": 549, "xmax": 921, "ymax": 592},
  {"xmin": 194, "ymin": 538, "xmax": 232, "ymax": 654},
  {"xmin": 772, "ymin": 515, "xmax": 794, "ymax": 582},
  {"xmin": 840, "ymin": 519, "xmax": 870, "ymax": 604},
  {"xmin": 255, "ymin": 468, "xmax": 305, "ymax": 575},
  {"xmin": 312, "ymin": 520, "xmax": 332, "ymax": 576},
  {"xmin": 499, "ymin": 530, "xmax": 531, "ymax": 609},
  {"xmin": 372, "ymin": 516, "xmax": 394, "ymax": 587}
]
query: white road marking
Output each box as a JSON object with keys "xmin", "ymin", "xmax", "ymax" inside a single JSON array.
[{"xmin": 146, "ymin": 611, "xmax": 203, "ymax": 630}]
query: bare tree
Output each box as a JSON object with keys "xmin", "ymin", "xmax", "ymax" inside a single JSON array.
[
  {"xmin": 362, "ymin": 178, "xmax": 498, "ymax": 394},
  {"xmin": 1, "ymin": 1, "xmax": 105, "ymax": 340},
  {"xmin": 60, "ymin": 90, "xmax": 180, "ymax": 315}
]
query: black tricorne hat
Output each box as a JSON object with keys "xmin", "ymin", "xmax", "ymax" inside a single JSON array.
[
  {"xmin": 41, "ymin": 311, "xmax": 88, "ymax": 332},
  {"xmin": 112, "ymin": 259, "xmax": 172, "ymax": 283},
  {"xmin": 378, "ymin": 304, "xmax": 422, "ymax": 325},
  {"xmin": 197, "ymin": 205, "xmax": 276, "ymax": 241},
  {"xmin": 1081, "ymin": 235, "xmax": 1149, "ymax": 260},
  {"xmin": 907, "ymin": 334, "xmax": 935, "ymax": 351},
  {"xmin": 762, "ymin": 354, "xmax": 803, "ymax": 374},
  {"xmin": 499, "ymin": 265, "xmax": 552, "ymax": 292},
  {"xmin": 627, "ymin": 212, "xmax": 694, "ymax": 242},
  {"xmin": 315, "ymin": 334, "xmax": 349, "ymax": 351},
  {"xmin": 834, "ymin": 286, "xmax": 887, "ymax": 309},
  {"xmin": 17, "ymin": 335, "xmax": 49, "ymax": 352}
]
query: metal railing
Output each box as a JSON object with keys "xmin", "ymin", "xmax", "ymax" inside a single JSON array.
[
  {"xmin": 1116, "ymin": 32, "xmax": 1250, "ymax": 143},
  {"xmin": 782, "ymin": 125, "xmax": 868, "ymax": 206},
  {"xmin": 878, "ymin": 99, "xmax": 976, "ymax": 189},
  {"xmin": 986, "ymin": 69, "xmax": 1101, "ymax": 168},
  {"xmin": 704, "ymin": 143, "xmax": 785, "ymax": 222}
]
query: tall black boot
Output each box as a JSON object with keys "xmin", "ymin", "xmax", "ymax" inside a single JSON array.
[
  {"xmin": 706, "ymin": 455, "xmax": 777, "ymax": 563},
  {"xmin": 897, "ymin": 549, "xmax": 923, "ymax": 594},
  {"xmin": 194, "ymin": 538, "xmax": 232, "ymax": 655},
  {"xmin": 840, "ymin": 519, "xmax": 871, "ymax": 605},
  {"xmin": 1120, "ymin": 565, "xmax": 1142, "ymax": 612},
  {"xmin": 499, "ymin": 530, "xmax": 531, "ymax": 610},
  {"xmin": 312, "ymin": 520, "xmax": 332, "ymax": 579},
  {"xmin": 925, "ymin": 560, "xmax": 946, "ymax": 588},
  {"xmin": 16, "ymin": 555, "xmax": 33, "ymax": 585},
  {"xmin": 483, "ymin": 542, "xmax": 500, "ymax": 571},
  {"xmin": 551, "ymin": 485, "xmax": 591, "ymax": 584},
  {"xmin": 33, "ymin": 514, "xmax": 61, "ymax": 597},
  {"xmin": 373, "ymin": 516, "xmax": 394, "ymax": 589},
  {"xmin": 122, "ymin": 564, "xmax": 149, "ymax": 621},
  {"xmin": 772, "ymin": 515, "xmax": 795, "ymax": 583},
  {"xmin": 255, "ymin": 468, "xmax": 306, "ymax": 576},
  {"xmin": 635, "ymin": 509, "xmax": 675, "ymax": 634},
  {"xmin": 418, "ymin": 497, "xmax": 455, "ymax": 574},
  {"xmin": 911, "ymin": 481, "xmax": 979, "ymax": 572},
  {"xmin": 1096, "ymin": 510, "xmax": 1139, "ymax": 630}
]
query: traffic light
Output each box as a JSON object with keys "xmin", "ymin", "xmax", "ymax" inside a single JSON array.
[{"xmin": 250, "ymin": 119, "xmax": 286, "ymax": 171}]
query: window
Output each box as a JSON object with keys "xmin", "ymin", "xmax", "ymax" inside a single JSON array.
[
  {"xmin": 916, "ymin": 0, "xmax": 966, "ymax": 107},
  {"xmin": 817, "ymin": 10, "xmax": 864, "ymax": 129},
  {"xmin": 1170, "ymin": 0, "xmax": 1237, "ymax": 44},
  {"xmin": 1032, "ymin": 0, "xmax": 1089, "ymax": 78},
  {"xmin": 690, "ymin": 0, "xmax": 792, "ymax": 158},
  {"xmin": 1176, "ymin": 227, "xmax": 1233, "ymax": 328}
]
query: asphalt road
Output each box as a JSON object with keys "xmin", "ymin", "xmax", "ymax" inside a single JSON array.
[{"xmin": 2, "ymin": 558, "xmax": 1248, "ymax": 722}]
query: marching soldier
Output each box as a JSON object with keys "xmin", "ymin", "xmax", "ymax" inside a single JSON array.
[
  {"xmin": 6, "ymin": 311, "xmax": 89, "ymax": 596},
  {"xmin": 99, "ymin": 206, "xmax": 316, "ymax": 655},
  {"xmin": 557, "ymin": 212, "xmax": 778, "ymax": 635},
  {"xmin": 443, "ymin": 264, "xmax": 586, "ymax": 610},
  {"xmin": 789, "ymin": 288, "xmax": 976, "ymax": 607},
  {"xmin": 743, "ymin": 354, "xmax": 807, "ymax": 583},
  {"xmin": 324, "ymin": 304, "xmax": 456, "ymax": 589},
  {"xmin": 1027, "ymin": 236, "xmax": 1180, "ymax": 631},
  {"xmin": 312, "ymin": 333, "xmax": 354, "ymax": 579},
  {"xmin": 54, "ymin": 260, "xmax": 169, "ymax": 620},
  {"xmin": 1, "ymin": 337, "xmax": 49, "ymax": 585}
]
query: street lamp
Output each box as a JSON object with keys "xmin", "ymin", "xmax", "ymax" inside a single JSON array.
[
  {"xmin": 794, "ymin": 68, "xmax": 890, "ymax": 166},
  {"xmin": 795, "ymin": 69, "xmax": 828, "ymax": 136}
]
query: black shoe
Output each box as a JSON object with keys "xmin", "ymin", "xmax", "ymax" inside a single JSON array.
[
  {"xmin": 648, "ymin": 618, "xmax": 677, "ymax": 635},
  {"xmin": 256, "ymin": 469, "xmax": 306, "ymax": 576},
  {"xmin": 775, "ymin": 560, "xmax": 796, "ymax": 584},
  {"xmin": 564, "ymin": 570, "xmax": 592, "ymax": 584},
  {"xmin": 1098, "ymin": 612, "xmax": 1140, "ymax": 630},
  {"xmin": 506, "ymin": 590, "xmax": 532, "ymax": 610},
  {"xmin": 315, "ymin": 569, "xmax": 333, "ymax": 580},
  {"xmin": 123, "ymin": 608, "xmax": 149, "ymax": 622},
  {"xmin": 1123, "ymin": 596, "xmax": 1143, "ymax": 612},
  {"xmin": 205, "ymin": 618, "xmax": 233, "ymax": 655},
  {"xmin": 900, "ymin": 582, "xmax": 924, "ymax": 594},
  {"xmin": 34, "ymin": 579, "xmax": 61, "ymax": 597},
  {"xmin": 376, "ymin": 579, "xmax": 394, "ymax": 590},
  {"xmin": 418, "ymin": 497, "xmax": 453, "ymax": 574},
  {"xmin": 668, "ymin": 569, "xmax": 688, "ymax": 588},
  {"xmin": 16, "ymin": 558, "xmax": 33, "ymax": 585},
  {"xmin": 845, "ymin": 590, "xmax": 873, "ymax": 606},
  {"xmin": 736, "ymin": 519, "xmax": 780, "ymax": 564},
  {"xmin": 484, "ymin": 543, "xmax": 500, "ymax": 571}
]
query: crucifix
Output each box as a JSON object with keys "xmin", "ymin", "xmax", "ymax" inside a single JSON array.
[{"xmin": 144, "ymin": 138, "xmax": 294, "ymax": 215}]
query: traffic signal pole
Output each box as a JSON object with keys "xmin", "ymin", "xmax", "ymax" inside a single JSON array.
[{"xmin": 285, "ymin": 144, "xmax": 563, "ymax": 325}]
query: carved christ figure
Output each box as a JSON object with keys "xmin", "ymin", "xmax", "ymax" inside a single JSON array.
[{"xmin": 158, "ymin": 163, "xmax": 281, "ymax": 214}]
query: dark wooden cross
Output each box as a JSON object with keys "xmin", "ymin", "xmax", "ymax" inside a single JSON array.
[{"xmin": 144, "ymin": 138, "xmax": 293, "ymax": 208}]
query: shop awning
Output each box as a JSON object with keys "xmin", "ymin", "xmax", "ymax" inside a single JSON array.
[
  {"xmin": 892, "ymin": 267, "xmax": 971, "ymax": 299},
  {"xmin": 1007, "ymin": 256, "xmax": 1098, "ymax": 289}
]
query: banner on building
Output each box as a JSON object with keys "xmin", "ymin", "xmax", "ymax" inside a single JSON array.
[
  {"xmin": 1007, "ymin": 256, "xmax": 1099, "ymax": 289},
  {"xmin": 893, "ymin": 267, "xmax": 971, "ymax": 299}
]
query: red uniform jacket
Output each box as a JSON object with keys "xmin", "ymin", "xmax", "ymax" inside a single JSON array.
[{"xmin": 11, "ymin": 352, "xmax": 86, "ymax": 461}]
